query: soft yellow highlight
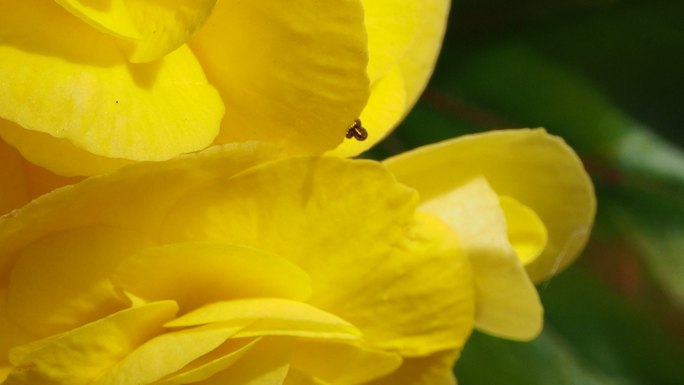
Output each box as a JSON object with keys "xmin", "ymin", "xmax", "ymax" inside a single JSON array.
[{"xmin": 420, "ymin": 177, "xmax": 542, "ymax": 340}]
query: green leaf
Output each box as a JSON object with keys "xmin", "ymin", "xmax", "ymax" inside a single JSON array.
[
  {"xmin": 455, "ymin": 327, "xmax": 636, "ymax": 385},
  {"xmin": 438, "ymin": 42, "xmax": 684, "ymax": 190},
  {"xmin": 456, "ymin": 266, "xmax": 684, "ymax": 385},
  {"xmin": 605, "ymin": 186, "xmax": 684, "ymax": 307}
]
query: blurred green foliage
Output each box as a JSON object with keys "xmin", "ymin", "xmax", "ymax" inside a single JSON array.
[{"xmin": 372, "ymin": 0, "xmax": 684, "ymax": 383}]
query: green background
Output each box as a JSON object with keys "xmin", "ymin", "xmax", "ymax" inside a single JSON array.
[{"xmin": 370, "ymin": 0, "xmax": 684, "ymax": 383}]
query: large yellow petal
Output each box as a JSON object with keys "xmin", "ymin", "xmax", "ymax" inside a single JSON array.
[
  {"xmin": 5, "ymin": 301, "xmax": 177, "ymax": 385},
  {"xmin": 332, "ymin": 0, "xmax": 451, "ymax": 156},
  {"xmin": 190, "ymin": 0, "xmax": 370, "ymax": 154},
  {"xmin": 6, "ymin": 226, "xmax": 154, "ymax": 337},
  {"xmin": 309, "ymin": 213, "xmax": 474, "ymax": 356},
  {"xmin": 384, "ymin": 129, "xmax": 596, "ymax": 282},
  {"xmin": 112, "ymin": 242, "xmax": 312, "ymax": 312},
  {"xmin": 56, "ymin": 0, "xmax": 218, "ymax": 63},
  {"xmin": 0, "ymin": 142, "xmax": 281, "ymax": 285},
  {"xmin": 159, "ymin": 156, "xmax": 418, "ymax": 273},
  {"xmin": 420, "ymin": 177, "xmax": 542, "ymax": 340},
  {"xmin": 0, "ymin": 1, "xmax": 224, "ymax": 175},
  {"xmin": 160, "ymin": 157, "xmax": 473, "ymax": 356}
]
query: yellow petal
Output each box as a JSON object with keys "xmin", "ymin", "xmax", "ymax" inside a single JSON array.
[
  {"xmin": 0, "ymin": 1, "xmax": 224, "ymax": 175},
  {"xmin": 6, "ymin": 226, "xmax": 154, "ymax": 337},
  {"xmin": 0, "ymin": 142, "xmax": 281, "ymax": 284},
  {"xmin": 190, "ymin": 0, "xmax": 370, "ymax": 154},
  {"xmin": 313, "ymin": 213, "xmax": 474, "ymax": 356},
  {"xmin": 56, "ymin": 0, "xmax": 218, "ymax": 63},
  {"xmin": 92, "ymin": 324, "xmax": 244, "ymax": 385},
  {"xmin": 192, "ymin": 337, "xmax": 293, "ymax": 385},
  {"xmin": 384, "ymin": 129, "xmax": 596, "ymax": 282},
  {"xmin": 291, "ymin": 340, "xmax": 402, "ymax": 385},
  {"xmin": 499, "ymin": 195, "xmax": 548, "ymax": 265},
  {"xmin": 365, "ymin": 349, "xmax": 459, "ymax": 385},
  {"xmin": 6, "ymin": 301, "xmax": 177, "ymax": 385},
  {"xmin": 113, "ymin": 242, "xmax": 311, "ymax": 312},
  {"xmin": 159, "ymin": 156, "xmax": 473, "ymax": 356},
  {"xmin": 420, "ymin": 177, "xmax": 542, "ymax": 340},
  {"xmin": 159, "ymin": 156, "xmax": 418, "ymax": 271},
  {"xmin": 167, "ymin": 298, "xmax": 361, "ymax": 342},
  {"xmin": 332, "ymin": 0, "xmax": 451, "ymax": 157}
]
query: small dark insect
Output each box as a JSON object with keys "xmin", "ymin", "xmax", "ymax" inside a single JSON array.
[{"xmin": 346, "ymin": 118, "xmax": 368, "ymax": 141}]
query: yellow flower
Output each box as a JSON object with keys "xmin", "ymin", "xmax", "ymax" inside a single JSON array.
[
  {"xmin": 0, "ymin": 0, "xmax": 449, "ymax": 177},
  {"xmin": 384, "ymin": 129, "xmax": 596, "ymax": 339},
  {"xmin": 0, "ymin": 129, "xmax": 594, "ymax": 384},
  {"xmin": 0, "ymin": 142, "xmax": 474, "ymax": 384}
]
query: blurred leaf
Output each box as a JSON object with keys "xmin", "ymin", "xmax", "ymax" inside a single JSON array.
[
  {"xmin": 436, "ymin": 42, "xmax": 684, "ymax": 191},
  {"xmin": 605, "ymin": 187, "xmax": 684, "ymax": 308},
  {"xmin": 456, "ymin": 265, "xmax": 684, "ymax": 385},
  {"xmin": 540, "ymin": 265, "xmax": 684, "ymax": 385},
  {"xmin": 455, "ymin": 327, "xmax": 636, "ymax": 385},
  {"xmin": 525, "ymin": 0, "xmax": 684, "ymax": 142}
]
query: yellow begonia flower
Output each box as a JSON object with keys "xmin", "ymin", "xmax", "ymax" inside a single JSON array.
[
  {"xmin": 384, "ymin": 129, "xmax": 596, "ymax": 340},
  {"xmin": 0, "ymin": 0, "xmax": 448, "ymax": 177},
  {"xmin": 0, "ymin": 142, "xmax": 475, "ymax": 384}
]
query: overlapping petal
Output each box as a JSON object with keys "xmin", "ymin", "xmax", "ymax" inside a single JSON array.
[
  {"xmin": 112, "ymin": 243, "xmax": 312, "ymax": 311},
  {"xmin": 56, "ymin": 0, "xmax": 219, "ymax": 62},
  {"xmin": 0, "ymin": 130, "xmax": 86, "ymax": 215},
  {"xmin": 6, "ymin": 226, "xmax": 153, "ymax": 337},
  {"xmin": 159, "ymin": 156, "xmax": 473, "ymax": 355},
  {"xmin": 191, "ymin": 0, "xmax": 370, "ymax": 155},
  {"xmin": 384, "ymin": 129, "xmax": 596, "ymax": 283},
  {"xmin": 5, "ymin": 301, "xmax": 177, "ymax": 384},
  {"xmin": 332, "ymin": 0, "xmax": 451, "ymax": 156},
  {"xmin": 419, "ymin": 177, "xmax": 543, "ymax": 340},
  {"xmin": 0, "ymin": 143, "xmax": 474, "ymax": 384},
  {"xmin": 0, "ymin": 1, "xmax": 224, "ymax": 176}
]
